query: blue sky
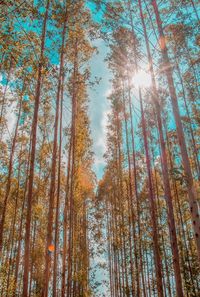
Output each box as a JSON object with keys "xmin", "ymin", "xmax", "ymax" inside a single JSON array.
[
  {"xmin": 86, "ymin": 1, "xmax": 112, "ymax": 181},
  {"xmin": 88, "ymin": 38, "xmax": 112, "ymax": 180},
  {"xmin": 88, "ymin": 39, "xmax": 112, "ymax": 296}
]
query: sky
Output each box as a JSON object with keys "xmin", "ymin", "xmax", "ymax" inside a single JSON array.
[
  {"xmin": 88, "ymin": 38, "xmax": 112, "ymax": 296},
  {"xmin": 88, "ymin": 38, "xmax": 112, "ymax": 180},
  {"xmin": 84, "ymin": 7, "xmax": 112, "ymax": 292}
]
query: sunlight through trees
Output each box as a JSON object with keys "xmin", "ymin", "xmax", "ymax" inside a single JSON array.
[{"xmin": 0, "ymin": 0, "xmax": 199, "ymax": 296}]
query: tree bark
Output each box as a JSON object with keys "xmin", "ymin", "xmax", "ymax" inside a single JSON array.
[
  {"xmin": 43, "ymin": 3, "xmax": 68, "ymax": 296},
  {"xmin": 22, "ymin": 1, "xmax": 50, "ymax": 296}
]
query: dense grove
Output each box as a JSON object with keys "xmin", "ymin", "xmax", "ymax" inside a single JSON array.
[{"xmin": 0, "ymin": 0, "xmax": 199, "ymax": 296}]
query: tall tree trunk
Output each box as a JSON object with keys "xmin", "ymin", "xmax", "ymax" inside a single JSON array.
[
  {"xmin": 127, "ymin": 78, "xmax": 147, "ymax": 297},
  {"xmin": 52, "ymin": 73, "xmax": 64, "ymax": 297},
  {"xmin": 0, "ymin": 58, "xmax": 12, "ymax": 140},
  {"xmin": 187, "ymin": 0, "xmax": 199, "ymax": 22},
  {"xmin": 0, "ymin": 88, "xmax": 23, "ymax": 253},
  {"xmin": 13, "ymin": 148, "xmax": 30, "ymax": 297},
  {"xmin": 43, "ymin": 3, "xmax": 68, "ymax": 295},
  {"xmin": 175, "ymin": 62, "xmax": 200, "ymax": 180},
  {"xmin": 22, "ymin": 1, "xmax": 50, "ymax": 296},
  {"xmin": 67, "ymin": 40, "xmax": 78, "ymax": 297},
  {"xmin": 61, "ymin": 135, "xmax": 72, "ymax": 297},
  {"xmin": 122, "ymin": 83, "xmax": 139, "ymax": 296},
  {"xmin": 139, "ymin": 91, "xmax": 164, "ymax": 297}
]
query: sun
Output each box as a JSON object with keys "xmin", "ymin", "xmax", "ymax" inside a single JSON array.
[{"xmin": 132, "ymin": 69, "xmax": 151, "ymax": 88}]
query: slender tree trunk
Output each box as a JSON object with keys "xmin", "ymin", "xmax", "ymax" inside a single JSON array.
[
  {"xmin": 122, "ymin": 83, "xmax": 139, "ymax": 296},
  {"xmin": 127, "ymin": 78, "xmax": 147, "ymax": 297},
  {"xmin": 139, "ymin": 91, "xmax": 164, "ymax": 297},
  {"xmin": 175, "ymin": 62, "xmax": 200, "ymax": 180},
  {"xmin": 43, "ymin": 4, "xmax": 68, "ymax": 295},
  {"xmin": 5, "ymin": 147, "xmax": 23, "ymax": 297},
  {"xmin": 0, "ymin": 89, "xmax": 23, "ymax": 253},
  {"xmin": 187, "ymin": 0, "xmax": 199, "ymax": 23},
  {"xmin": 13, "ymin": 149, "xmax": 30, "ymax": 297},
  {"xmin": 0, "ymin": 58, "xmax": 12, "ymax": 139},
  {"xmin": 52, "ymin": 73, "xmax": 64, "ymax": 297},
  {"xmin": 22, "ymin": 1, "xmax": 50, "ymax": 296},
  {"xmin": 67, "ymin": 41, "xmax": 78, "ymax": 297},
  {"xmin": 61, "ymin": 135, "xmax": 72, "ymax": 297}
]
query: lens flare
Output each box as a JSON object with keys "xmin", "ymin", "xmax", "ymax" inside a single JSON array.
[{"xmin": 132, "ymin": 69, "xmax": 151, "ymax": 88}]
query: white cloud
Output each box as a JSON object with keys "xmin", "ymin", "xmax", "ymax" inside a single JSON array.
[{"xmin": 88, "ymin": 39, "xmax": 112, "ymax": 179}]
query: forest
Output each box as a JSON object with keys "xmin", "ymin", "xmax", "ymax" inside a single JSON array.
[{"xmin": 0, "ymin": 0, "xmax": 200, "ymax": 296}]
